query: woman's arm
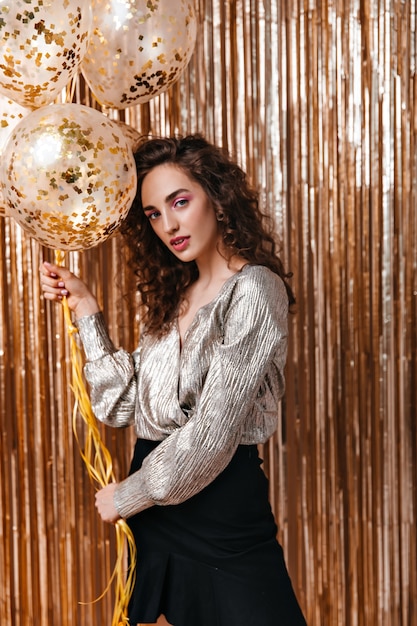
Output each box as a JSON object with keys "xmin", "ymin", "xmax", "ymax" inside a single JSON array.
[
  {"xmin": 77, "ymin": 312, "xmax": 139, "ymax": 428},
  {"xmin": 40, "ymin": 261, "xmax": 138, "ymax": 428}
]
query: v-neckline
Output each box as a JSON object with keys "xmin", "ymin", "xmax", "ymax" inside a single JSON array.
[{"xmin": 176, "ymin": 265, "xmax": 249, "ymax": 350}]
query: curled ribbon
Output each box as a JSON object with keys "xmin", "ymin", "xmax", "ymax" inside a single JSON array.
[{"xmin": 55, "ymin": 250, "xmax": 136, "ymax": 626}]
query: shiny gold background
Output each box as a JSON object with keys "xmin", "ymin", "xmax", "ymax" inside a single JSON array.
[{"xmin": 0, "ymin": 1, "xmax": 416, "ymax": 625}]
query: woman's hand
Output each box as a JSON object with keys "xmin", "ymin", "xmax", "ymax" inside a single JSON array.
[
  {"xmin": 95, "ymin": 483, "xmax": 121, "ymax": 524},
  {"xmin": 39, "ymin": 261, "xmax": 100, "ymax": 319}
]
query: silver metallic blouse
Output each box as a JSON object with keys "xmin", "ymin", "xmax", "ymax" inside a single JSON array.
[{"xmin": 76, "ymin": 264, "xmax": 289, "ymax": 519}]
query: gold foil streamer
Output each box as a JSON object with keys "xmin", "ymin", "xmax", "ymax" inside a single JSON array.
[{"xmin": 0, "ymin": 1, "xmax": 416, "ymax": 625}]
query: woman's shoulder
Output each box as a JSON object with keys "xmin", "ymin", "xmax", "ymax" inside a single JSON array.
[
  {"xmin": 219, "ymin": 265, "xmax": 289, "ymax": 323},
  {"xmin": 220, "ymin": 265, "xmax": 288, "ymax": 338},
  {"xmin": 235, "ymin": 264, "xmax": 287, "ymax": 299}
]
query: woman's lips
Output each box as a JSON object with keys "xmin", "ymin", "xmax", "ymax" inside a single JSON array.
[{"xmin": 170, "ymin": 236, "xmax": 190, "ymax": 251}]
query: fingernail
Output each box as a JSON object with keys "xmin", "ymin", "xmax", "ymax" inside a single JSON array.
[
  {"xmin": 57, "ymin": 281, "xmax": 65, "ymax": 287},
  {"xmin": 61, "ymin": 289, "xmax": 69, "ymax": 296}
]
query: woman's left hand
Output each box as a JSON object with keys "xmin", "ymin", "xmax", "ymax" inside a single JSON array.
[{"xmin": 95, "ymin": 483, "xmax": 121, "ymax": 524}]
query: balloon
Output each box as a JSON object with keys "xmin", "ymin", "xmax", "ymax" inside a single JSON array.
[
  {"xmin": 0, "ymin": 94, "xmax": 31, "ymax": 215},
  {"xmin": 1, "ymin": 103, "xmax": 137, "ymax": 250},
  {"xmin": 113, "ymin": 120, "xmax": 143, "ymax": 152},
  {"xmin": 81, "ymin": 0, "xmax": 197, "ymax": 109},
  {"xmin": 0, "ymin": 0, "xmax": 93, "ymax": 109},
  {"xmin": 0, "ymin": 94, "xmax": 30, "ymax": 152},
  {"xmin": 0, "ymin": 191, "xmax": 8, "ymax": 217}
]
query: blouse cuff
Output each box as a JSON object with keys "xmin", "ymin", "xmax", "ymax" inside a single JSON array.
[
  {"xmin": 114, "ymin": 475, "xmax": 153, "ymax": 519},
  {"xmin": 75, "ymin": 312, "xmax": 116, "ymax": 361}
]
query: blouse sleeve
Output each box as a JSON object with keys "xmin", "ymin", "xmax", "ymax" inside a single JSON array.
[
  {"xmin": 114, "ymin": 268, "xmax": 289, "ymax": 519},
  {"xmin": 76, "ymin": 312, "xmax": 139, "ymax": 428}
]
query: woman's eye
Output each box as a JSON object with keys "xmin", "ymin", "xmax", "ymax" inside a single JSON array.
[
  {"xmin": 146, "ymin": 210, "xmax": 160, "ymax": 220},
  {"xmin": 174, "ymin": 197, "xmax": 188, "ymax": 208}
]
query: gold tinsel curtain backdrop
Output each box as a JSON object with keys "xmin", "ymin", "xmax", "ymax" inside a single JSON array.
[{"xmin": 0, "ymin": 1, "xmax": 416, "ymax": 625}]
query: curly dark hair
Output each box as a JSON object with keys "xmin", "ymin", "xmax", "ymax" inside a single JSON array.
[{"xmin": 120, "ymin": 134, "xmax": 295, "ymax": 335}]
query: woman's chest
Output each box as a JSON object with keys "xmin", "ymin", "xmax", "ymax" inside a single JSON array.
[{"xmin": 140, "ymin": 313, "xmax": 223, "ymax": 400}]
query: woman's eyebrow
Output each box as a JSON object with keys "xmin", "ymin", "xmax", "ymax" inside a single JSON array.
[
  {"xmin": 143, "ymin": 188, "xmax": 190, "ymax": 212},
  {"xmin": 165, "ymin": 188, "xmax": 190, "ymax": 203}
]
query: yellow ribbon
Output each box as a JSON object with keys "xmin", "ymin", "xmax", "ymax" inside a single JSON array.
[{"xmin": 55, "ymin": 250, "xmax": 136, "ymax": 626}]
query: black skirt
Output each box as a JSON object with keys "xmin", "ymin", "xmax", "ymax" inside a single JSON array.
[{"xmin": 127, "ymin": 439, "xmax": 307, "ymax": 626}]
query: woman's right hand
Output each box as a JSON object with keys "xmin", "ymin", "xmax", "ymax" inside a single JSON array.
[{"xmin": 39, "ymin": 261, "xmax": 100, "ymax": 319}]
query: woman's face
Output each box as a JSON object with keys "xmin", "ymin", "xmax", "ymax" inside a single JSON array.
[{"xmin": 141, "ymin": 163, "xmax": 222, "ymax": 265}]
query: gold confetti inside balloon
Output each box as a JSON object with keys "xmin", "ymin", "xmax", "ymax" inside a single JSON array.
[
  {"xmin": 81, "ymin": 0, "xmax": 197, "ymax": 109},
  {"xmin": 0, "ymin": 0, "xmax": 93, "ymax": 109},
  {"xmin": 0, "ymin": 94, "xmax": 31, "ymax": 216},
  {"xmin": 0, "ymin": 188, "xmax": 7, "ymax": 216},
  {"xmin": 113, "ymin": 119, "xmax": 143, "ymax": 152},
  {"xmin": 0, "ymin": 94, "xmax": 30, "ymax": 152},
  {"xmin": 1, "ymin": 103, "xmax": 137, "ymax": 250}
]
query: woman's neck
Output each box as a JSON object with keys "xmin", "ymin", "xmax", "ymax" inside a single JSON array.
[{"xmin": 177, "ymin": 254, "xmax": 247, "ymax": 344}]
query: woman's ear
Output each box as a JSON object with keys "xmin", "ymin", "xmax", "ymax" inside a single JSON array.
[{"xmin": 214, "ymin": 203, "xmax": 225, "ymax": 222}]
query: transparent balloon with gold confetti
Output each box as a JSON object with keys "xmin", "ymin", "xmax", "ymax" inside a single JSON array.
[
  {"xmin": 81, "ymin": 0, "xmax": 197, "ymax": 109},
  {"xmin": 0, "ymin": 102, "xmax": 137, "ymax": 250},
  {"xmin": 0, "ymin": 93, "xmax": 31, "ymax": 216},
  {"xmin": 0, "ymin": 94, "xmax": 30, "ymax": 152},
  {"xmin": 0, "ymin": 0, "xmax": 93, "ymax": 109}
]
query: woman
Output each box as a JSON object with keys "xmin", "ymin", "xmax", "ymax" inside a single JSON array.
[{"xmin": 40, "ymin": 134, "xmax": 307, "ymax": 626}]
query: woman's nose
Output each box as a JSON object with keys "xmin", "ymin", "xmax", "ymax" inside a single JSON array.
[{"xmin": 162, "ymin": 211, "xmax": 179, "ymax": 233}]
